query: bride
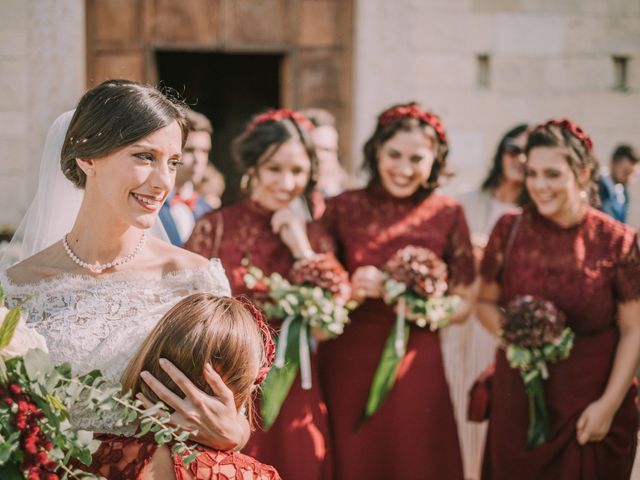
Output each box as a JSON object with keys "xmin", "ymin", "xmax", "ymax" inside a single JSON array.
[{"xmin": 0, "ymin": 79, "xmax": 248, "ymax": 449}]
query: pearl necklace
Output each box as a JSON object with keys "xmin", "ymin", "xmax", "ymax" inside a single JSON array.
[{"xmin": 63, "ymin": 231, "xmax": 148, "ymax": 273}]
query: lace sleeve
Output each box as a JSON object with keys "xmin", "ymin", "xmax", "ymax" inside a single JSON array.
[
  {"xmin": 614, "ymin": 230, "xmax": 640, "ymax": 303},
  {"xmin": 480, "ymin": 213, "xmax": 516, "ymax": 284},
  {"xmin": 83, "ymin": 434, "xmax": 157, "ymax": 479},
  {"xmin": 185, "ymin": 212, "xmax": 220, "ymax": 259},
  {"xmin": 193, "ymin": 258, "xmax": 232, "ymax": 297},
  {"xmin": 443, "ymin": 204, "xmax": 476, "ymax": 287}
]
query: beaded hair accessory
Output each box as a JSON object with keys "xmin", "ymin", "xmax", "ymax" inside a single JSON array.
[
  {"xmin": 378, "ymin": 103, "xmax": 447, "ymax": 143},
  {"xmin": 537, "ymin": 118, "xmax": 594, "ymax": 153},
  {"xmin": 238, "ymin": 298, "xmax": 276, "ymax": 385},
  {"xmin": 245, "ymin": 109, "xmax": 314, "ymax": 134}
]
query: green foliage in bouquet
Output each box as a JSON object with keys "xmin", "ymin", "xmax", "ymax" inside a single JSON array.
[
  {"xmin": 502, "ymin": 295, "xmax": 575, "ymax": 449},
  {"xmin": 0, "ymin": 287, "xmax": 197, "ymax": 480},
  {"xmin": 243, "ymin": 258, "xmax": 354, "ymax": 430}
]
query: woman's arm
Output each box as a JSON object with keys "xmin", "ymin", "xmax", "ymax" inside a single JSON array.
[
  {"xmin": 576, "ymin": 300, "xmax": 640, "ymax": 444},
  {"xmin": 475, "ymin": 280, "xmax": 503, "ymax": 337},
  {"xmin": 140, "ymin": 360, "xmax": 250, "ymax": 450}
]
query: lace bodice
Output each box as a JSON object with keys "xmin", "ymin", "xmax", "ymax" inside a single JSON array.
[{"xmin": 0, "ymin": 260, "xmax": 230, "ymax": 432}]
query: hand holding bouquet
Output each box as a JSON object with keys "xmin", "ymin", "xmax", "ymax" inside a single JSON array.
[
  {"xmin": 501, "ymin": 295, "xmax": 574, "ymax": 448},
  {"xmin": 243, "ymin": 253, "xmax": 354, "ymax": 430},
  {"xmin": 362, "ymin": 246, "xmax": 461, "ymax": 424},
  {"xmin": 0, "ymin": 288, "xmax": 197, "ymax": 479}
]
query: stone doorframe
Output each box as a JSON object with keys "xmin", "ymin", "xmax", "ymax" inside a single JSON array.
[{"xmin": 85, "ymin": 0, "xmax": 354, "ymax": 170}]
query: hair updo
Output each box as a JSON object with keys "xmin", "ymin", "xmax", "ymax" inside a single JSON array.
[
  {"xmin": 363, "ymin": 102, "xmax": 449, "ymax": 196},
  {"xmin": 526, "ymin": 119, "xmax": 600, "ymax": 206},
  {"xmin": 60, "ymin": 79, "xmax": 188, "ymax": 188}
]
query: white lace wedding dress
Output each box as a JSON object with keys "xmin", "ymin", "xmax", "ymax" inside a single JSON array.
[{"xmin": 0, "ymin": 259, "xmax": 230, "ymax": 433}]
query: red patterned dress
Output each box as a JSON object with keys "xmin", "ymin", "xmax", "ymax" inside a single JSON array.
[
  {"xmin": 185, "ymin": 198, "xmax": 334, "ymax": 480},
  {"xmin": 318, "ymin": 186, "xmax": 475, "ymax": 480},
  {"xmin": 85, "ymin": 434, "xmax": 282, "ymax": 479},
  {"xmin": 480, "ymin": 206, "xmax": 640, "ymax": 480}
]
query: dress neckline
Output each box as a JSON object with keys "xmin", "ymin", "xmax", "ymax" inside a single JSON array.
[
  {"xmin": 0, "ymin": 258, "xmax": 222, "ymax": 292},
  {"xmin": 366, "ymin": 182, "xmax": 432, "ymax": 205},
  {"xmin": 528, "ymin": 204, "xmax": 591, "ymax": 232}
]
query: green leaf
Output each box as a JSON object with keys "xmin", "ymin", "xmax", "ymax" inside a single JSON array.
[
  {"xmin": 0, "ymin": 462, "xmax": 23, "ymax": 480},
  {"xmin": 0, "ymin": 306, "xmax": 22, "ymax": 350},
  {"xmin": 0, "ymin": 359, "xmax": 7, "ymax": 384},
  {"xmin": 260, "ymin": 319, "xmax": 303, "ymax": 430},
  {"xmin": 360, "ymin": 323, "xmax": 410, "ymax": 426}
]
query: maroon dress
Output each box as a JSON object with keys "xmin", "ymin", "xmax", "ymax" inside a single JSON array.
[
  {"xmin": 318, "ymin": 186, "xmax": 475, "ymax": 480},
  {"xmin": 480, "ymin": 206, "xmax": 640, "ymax": 480},
  {"xmin": 185, "ymin": 198, "xmax": 334, "ymax": 480}
]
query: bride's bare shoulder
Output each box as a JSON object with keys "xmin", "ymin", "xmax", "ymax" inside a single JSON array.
[
  {"xmin": 5, "ymin": 242, "xmax": 70, "ymax": 285},
  {"xmin": 145, "ymin": 237, "xmax": 210, "ymax": 274}
]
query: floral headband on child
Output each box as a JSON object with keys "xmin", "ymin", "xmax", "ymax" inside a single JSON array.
[
  {"xmin": 245, "ymin": 109, "xmax": 314, "ymax": 134},
  {"xmin": 238, "ymin": 298, "xmax": 276, "ymax": 385},
  {"xmin": 535, "ymin": 118, "xmax": 594, "ymax": 153},
  {"xmin": 378, "ymin": 103, "xmax": 447, "ymax": 144}
]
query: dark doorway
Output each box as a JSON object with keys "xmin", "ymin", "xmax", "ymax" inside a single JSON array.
[{"xmin": 156, "ymin": 51, "xmax": 283, "ymax": 206}]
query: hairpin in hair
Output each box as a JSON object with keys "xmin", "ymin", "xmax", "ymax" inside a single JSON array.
[
  {"xmin": 378, "ymin": 103, "xmax": 447, "ymax": 143},
  {"xmin": 238, "ymin": 297, "xmax": 275, "ymax": 385},
  {"xmin": 246, "ymin": 109, "xmax": 314, "ymax": 134},
  {"xmin": 536, "ymin": 118, "xmax": 593, "ymax": 153}
]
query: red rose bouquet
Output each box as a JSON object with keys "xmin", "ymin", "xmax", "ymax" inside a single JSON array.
[
  {"xmin": 362, "ymin": 246, "xmax": 461, "ymax": 423},
  {"xmin": 501, "ymin": 295, "xmax": 574, "ymax": 448},
  {"xmin": 243, "ymin": 253, "xmax": 354, "ymax": 430}
]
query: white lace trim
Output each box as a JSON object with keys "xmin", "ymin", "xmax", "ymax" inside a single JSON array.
[{"xmin": 0, "ymin": 259, "xmax": 231, "ymax": 433}]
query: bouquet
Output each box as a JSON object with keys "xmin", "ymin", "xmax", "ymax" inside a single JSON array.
[
  {"xmin": 501, "ymin": 295, "xmax": 574, "ymax": 448},
  {"xmin": 362, "ymin": 246, "xmax": 461, "ymax": 424},
  {"xmin": 243, "ymin": 254, "xmax": 354, "ymax": 430},
  {"xmin": 0, "ymin": 287, "xmax": 197, "ymax": 479}
]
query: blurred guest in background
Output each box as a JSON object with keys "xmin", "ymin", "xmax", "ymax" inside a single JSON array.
[
  {"xmin": 197, "ymin": 163, "xmax": 226, "ymax": 210},
  {"xmin": 443, "ymin": 124, "xmax": 528, "ymax": 479},
  {"xmin": 159, "ymin": 108, "xmax": 213, "ymax": 245},
  {"xmin": 598, "ymin": 144, "xmax": 638, "ymax": 224},
  {"xmin": 303, "ymin": 108, "xmax": 350, "ymax": 197}
]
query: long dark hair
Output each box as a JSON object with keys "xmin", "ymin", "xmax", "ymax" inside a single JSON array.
[
  {"xmin": 61, "ymin": 79, "xmax": 188, "ymax": 188},
  {"xmin": 481, "ymin": 123, "xmax": 529, "ymax": 192},
  {"xmin": 362, "ymin": 102, "xmax": 449, "ymax": 199}
]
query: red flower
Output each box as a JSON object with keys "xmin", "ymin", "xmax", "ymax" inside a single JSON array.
[
  {"xmin": 290, "ymin": 253, "xmax": 350, "ymax": 299},
  {"xmin": 246, "ymin": 109, "xmax": 314, "ymax": 133},
  {"xmin": 384, "ymin": 246, "xmax": 448, "ymax": 298},
  {"xmin": 378, "ymin": 104, "xmax": 447, "ymax": 144}
]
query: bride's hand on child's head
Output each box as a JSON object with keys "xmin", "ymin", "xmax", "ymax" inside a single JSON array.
[{"xmin": 139, "ymin": 358, "xmax": 249, "ymax": 451}]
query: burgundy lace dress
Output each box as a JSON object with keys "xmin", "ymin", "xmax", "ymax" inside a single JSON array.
[
  {"xmin": 480, "ymin": 206, "xmax": 640, "ymax": 480},
  {"xmin": 86, "ymin": 434, "xmax": 281, "ymax": 479},
  {"xmin": 185, "ymin": 198, "xmax": 335, "ymax": 480},
  {"xmin": 318, "ymin": 186, "xmax": 475, "ymax": 480}
]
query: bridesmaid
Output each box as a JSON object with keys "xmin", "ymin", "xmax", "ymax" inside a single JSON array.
[
  {"xmin": 318, "ymin": 103, "xmax": 475, "ymax": 480},
  {"xmin": 477, "ymin": 119, "xmax": 640, "ymax": 479},
  {"xmin": 185, "ymin": 109, "xmax": 335, "ymax": 480}
]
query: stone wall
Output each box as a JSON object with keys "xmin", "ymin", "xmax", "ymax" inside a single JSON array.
[
  {"xmin": 352, "ymin": 0, "xmax": 640, "ymax": 228},
  {"xmin": 0, "ymin": 0, "xmax": 85, "ymax": 232}
]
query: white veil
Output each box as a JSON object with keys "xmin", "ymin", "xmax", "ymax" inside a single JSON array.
[{"xmin": 0, "ymin": 110, "xmax": 169, "ymax": 268}]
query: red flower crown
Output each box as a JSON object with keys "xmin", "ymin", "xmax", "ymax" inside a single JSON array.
[
  {"xmin": 238, "ymin": 298, "xmax": 276, "ymax": 385},
  {"xmin": 378, "ymin": 104, "xmax": 447, "ymax": 143},
  {"xmin": 246, "ymin": 108, "xmax": 314, "ymax": 134},
  {"xmin": 536, "ymin": 118, "xmax": 593, "ymax": 153}
]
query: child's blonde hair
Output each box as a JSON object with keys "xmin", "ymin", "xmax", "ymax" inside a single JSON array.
[{"xmin": 121, "ymin": 294, "xmax": 271, "ymax": 424}]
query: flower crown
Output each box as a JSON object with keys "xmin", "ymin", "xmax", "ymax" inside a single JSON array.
[
  {"xmin": 238, "ymin": 298, "xmax": 276, "ymax": 385},
  {"xmin": 378, "ymin": 104, "xmax": 447, "ymax": 143},
  {"xmin": 246, "ymin": 109, "xmax": 314, "ymax": 134},
  {"xmin": 536, "ymin": 118, "xmax": 593, "ymax": 153}
]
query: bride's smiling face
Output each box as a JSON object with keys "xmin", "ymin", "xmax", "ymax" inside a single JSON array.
[{"xmin": 80, "ymin": 121, "xmax": 184, "ymax": 229}]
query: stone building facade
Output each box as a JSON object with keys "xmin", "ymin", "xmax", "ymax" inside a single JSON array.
[{"xmin": 1, "ymin": 0, "xmax": 640, "ymax": 231}]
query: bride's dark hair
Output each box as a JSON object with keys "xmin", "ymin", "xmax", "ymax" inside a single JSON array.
[{"xmin": 60, "ymin": 79, "xmax": 188, "ymax": 188}]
